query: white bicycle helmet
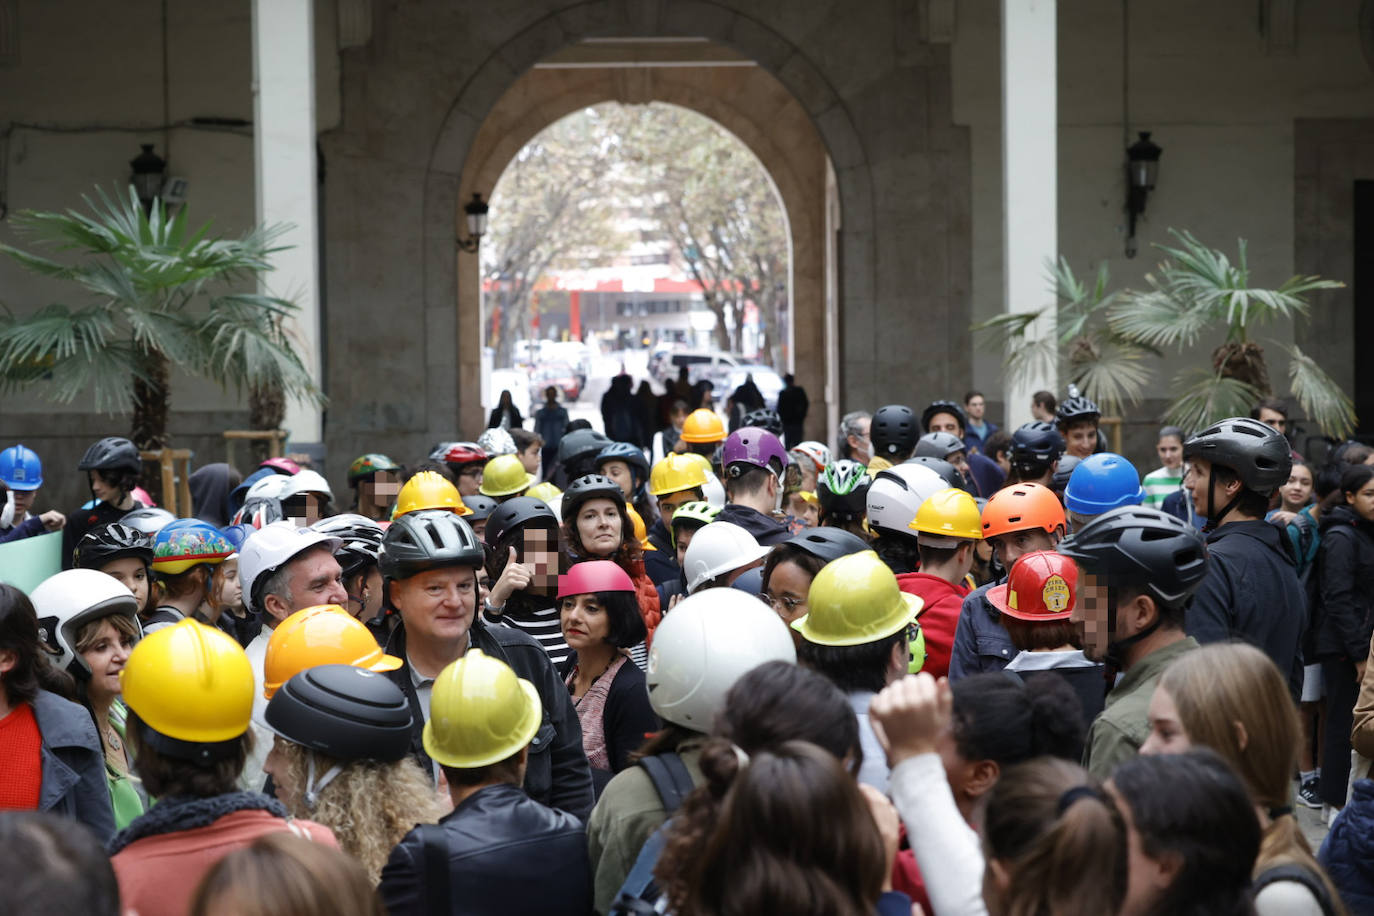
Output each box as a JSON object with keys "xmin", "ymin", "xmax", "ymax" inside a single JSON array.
[
  {"xmin": 646, "ymin": 589, "xmax": 796, "ymax": 730},
  {"xmin": 682, "ymin": 521, "xmax": 771, "ymax": 594},
  {"xmin": 789, "ymin": 441, "xmax": 832, "ymax": 474},
  {"xmin": 280, "ymin": 469, "xmax": 333, "ymax": 502},
  {"xmin": 239, "ymin": 522, "xmax": 343, "ymax": 614},
  {"xmin": 246, "ymin": 474, "xmax": 291, "ymax": 501},
  {"xmin": 866, "ymin": 463, "xmax": 947, "ymax": 536},
  {"xmin": 29, "ymin": 569, "xmax": 142, "ymax": 675}
]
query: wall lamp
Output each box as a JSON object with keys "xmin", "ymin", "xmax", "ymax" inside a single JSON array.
[
  {"xmin": 457, "ymin": 192, "xmax": 489, "ymax": 253},
  {"xmin": 1125, "ymin": 131, "xmax": 1162, "ymax": 258}
]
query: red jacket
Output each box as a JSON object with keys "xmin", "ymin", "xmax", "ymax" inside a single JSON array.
[
  {"xmin": 113, "ymin": 808, "xmax": 335, "ymax": 916},
  {"xmin": 897, "ymin": 572, "xmax": 969, "ymax": 680}
]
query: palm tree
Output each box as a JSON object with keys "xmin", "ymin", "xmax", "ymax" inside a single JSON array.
[
  {"xmin": 0, "ymin": 186, "xmax": 322, "ymax": 478},
  {"xmin": 973, "ymin": 258, "xmax": 1157, "ymax": 419},
  {"xmin": 1109, "ymin": 230, "xmax": 1352, "ymax": 438}
]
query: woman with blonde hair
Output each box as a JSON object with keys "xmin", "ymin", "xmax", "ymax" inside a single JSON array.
[
  {"xmin": 190, "ymin": 831, "xmax": 384, "ymax": 916},
  {"xmin": 1142, "ymin": 642, "xmax": 1345, "ymax": 915},
  {"xmin": 261, "ymin": 665, "xmax": 442, "ymax": 883}
]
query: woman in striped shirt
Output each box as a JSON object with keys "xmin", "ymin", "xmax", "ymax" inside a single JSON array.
[{"xmin": 481, "ymin": 496, "xmax": 572, "ymax": 673}]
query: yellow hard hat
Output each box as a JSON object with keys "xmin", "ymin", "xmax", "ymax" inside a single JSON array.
[
  {"xmin": 121, "ymin": 618, "xmax": 254, "ymax": 746},
  {"xmin": 479, "ymin": 454, "xmax": 535, "ymax": 498},
  {"xmin": 649, "ymin": 453, "xmax": 710, "ymax": 496},
  {"xmin": 395, "ymin": 470, "xmax": 472, "ymax": 518},
  {"xmin": 909, "ymin": 487, "xmax": 984, "ymax": 542},
  {"xmin": 262, "ymin": 604, "xmax": 403, "ymax": 699},
  {"xmin": 422, "ymin": 649, "xmax": 543, "ymax": 768},
  {"xmin": 527, "ymin": 481, "xmax": 562, "ymax": 504},
  {"xmin": 792, "ymin": 550, "xmax": 924, "ymax": 647},
  {"xmin": 627, "ymin": 504, "xmax": 653, "ymax": 550},
  {"xmin": 681, "ymin": 409, "xmax": 726, "ymax": 444}
]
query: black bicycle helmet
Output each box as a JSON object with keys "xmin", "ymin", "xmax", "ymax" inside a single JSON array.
[
  {"xmin": 461, "ymin": 494, "xmax": 500, "ymax": 523},
  {"xmin": 379, "ymin": 509, "xmax": 484, "ymax": 581},
  {"xmin": 1010, "ymin": 421, "xmax": 1065, "ymax": 475},
  {"xmin": 1057, "ymin": 506, "xmax": 1209, "ymax": 610},
  {"xmin": 74, "ymin": 523, "xmax": 154, "ymax": 570},
  {"xmin": 1051, "ymin": 454, "xmax": 1081, "ymax": 495},
  {"xmin": 1055, "ymin": 395, "xmax": 1101, "ymax": 427},
  {"xmin": 118, "ymin": 507, "xmax": 176, "ymax": 536},
  {"xmin": 310, "ymin": 514, "xmax": 384, "ymax": 578},
  {"xmin": 914, "ymin": 431, "xmax": 965, "ymax": 461},
  {"xmin": 784, "ymin": 527, "xmax": 871, "ymax": 563},
  {"xmin": 265, "ymin": 664, "xmax": 413, "ymax": 764},
  {"xmin": 903, "ymin": 455, "xmax": 969, "ymax": 493},
  {"xmin": 78, "ymin": 437, "xmax": 142, "ymax": 473},
  {"xmin": 483, "ymin": 496, "xmax": 558, "ymax": 549},
  {"xmin": 595, "ymin": 442, "xmax": 651, "ymax": 484},
  {"xmin": 560, "ymin": 473, "xmax": 627, "ymax": 523},
  {"xmin": 557, "ymin": 429, "xmax": 612, "ymax": 470},
  {"xmin": 817, "ymin": 459, "xmax": 871, "ymax": 523},
  {"xmin": 740, "ymin": 408, "xmax": 784, "ymax": 438},
  {"xmin": 921, "ymin": 400, "xmax": 967, "ymax": 434},
  {"xmin": 872, "ymin": 405, "xmax": 920, "ymax": 459},
  {"xmin": 1182, "ymin": 416, "xmax": 1292, "ymax": 495}
]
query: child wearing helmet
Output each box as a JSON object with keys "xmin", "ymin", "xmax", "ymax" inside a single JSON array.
[
  {"xmin": 347, "ymin": 453, "xmax": 402, "ymax": 522},
  {"xmin": 0, "ymin": 444, "xmax": 67, "ymax": 544},
  {"xmin": 0, "ymin": 583, "xmax": 115, "ymax": 842},
  {"xmin": 643, "ymin": 454, "xmax": 711, "ymax": 587},
  {"xmin": 1055, "ymin": 393, "xmax": 1102, "ymax": 460},
  {"xmin": 110, "ymin": 620, "xmax": 336, "ymax": 915},
  {"xmin": 482, "ymin": 497, "xmax": 573, "ymax": 671},
  {"xmin": 146, "ymin": 520, "xmax": 235, "ymax": 634},
  {"xmin": 76, "ymin": 522, "xmax": 156, "ymax": 617},
  {"xmin": 63, "ymin": 437, "xmax": 147, "ymax": 569},
  {"xmin": 30, "ymin": 569, "xmax": 148, "ymax": 829},
  {"xmin": 817, "ymin": 458, "xmax": 871, "ymax": 541},
  {"xmin": 557, "ymin": 562, "xmax": 659, "ymax": 790}
]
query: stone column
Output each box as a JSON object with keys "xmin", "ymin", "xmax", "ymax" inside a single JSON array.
[
  {"xmin": 1001, "ymin": 0, "xmax": 1058, "ymax": 428},
  {"xmin": 252, "ymin": 0, "xmax": 322, "ymax": 448}
]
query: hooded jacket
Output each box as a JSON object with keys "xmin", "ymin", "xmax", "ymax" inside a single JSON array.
[
  {"xmin": 896, "ymin": 572, "xmax": 968, "ymax": 679},
  {"xmin": 1315, "ymin": 504, "xmax": 1374, "ymax": 662},
  {"xmin": 715, "ymin": 503, "xmax": 790, "ymax": 546},
  {"xmin": 643, "ymin": 518, "xmax": 680, "ymax": 586},
  {"xmin": 1320, "ymin": 778, "xmax": 1374, "ymax": 914},
  {"xmin": 1186, "ymin": 518, "xmax": 1306, "ymax": 698},
  {"xmin": 188, "ymin": 463, "xmax": 235, "ymax": 527}
]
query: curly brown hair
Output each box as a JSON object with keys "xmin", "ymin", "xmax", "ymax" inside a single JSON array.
[{"xmin": 272, "ymin": 740, "xmax": 443, "ymax": 884}]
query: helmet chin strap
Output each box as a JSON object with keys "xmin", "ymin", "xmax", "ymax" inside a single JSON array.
[
  {"xmin": 1202, "ymin": 471, "xmax": 1243, "ymax": 533},
  {"xmin": 304, "ymin": 753, "xmax": 344, "ymax": 810},
  {"xmin": 1102, "ymin": 586, "xmax": 1163, "ymax": 673}
]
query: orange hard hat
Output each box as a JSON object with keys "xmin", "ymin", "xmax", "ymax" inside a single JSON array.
[
  {"xmin": 681, "ymin": 409, "xmax": 726, "ymax": 444},
  {"xmin": 986, "ymin": 550, "xmax": 1078, "ymax": 621},
  {"xmin": 980, "ymin": 482, "xmax": 1065, "ymax": 539},
  {"xmin": 262, "ymin": 605, "xmax": 402, "ymax": 699}
]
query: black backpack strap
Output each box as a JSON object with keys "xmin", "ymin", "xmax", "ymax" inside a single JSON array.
[
  {"xmin": 420, "ymin": 823, "xmax": 450, "ymax": 915},
  {"xmin": 1253, "ymin": 863, "xmax": 1336, "ymax": 916},
  {"xmin": 638, "ymin": 752, "xmax": 695, "ymax": 815}
]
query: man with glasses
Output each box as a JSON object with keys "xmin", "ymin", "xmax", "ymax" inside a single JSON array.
[{"xmin": 836, "ymin": 410, "xmax": 872, "ymax": 465}]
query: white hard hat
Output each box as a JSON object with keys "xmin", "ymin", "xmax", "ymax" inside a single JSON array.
[
  {"xmin": 701, "ymin": 471, "xmax": 726, "ymax": 510},
  {"xmin": 646, "ymin": 589, "xmax": 796, "ymax": 730},
  {"xmin": 29, "ymin": 569, "xmax": 141, "ymax": 674},
  {"xmin": 280, "ymin": 469, "xmax": 333, "ymax": 502},
  {"xmin": 682, "ymin": 521, "xmax": 771, "ymax": 594},
  {"xmin": 238, "ymin": 521, "xmax": 342, "ymax": 614},
  {"xmin": 866, "ymin": 463, "xmax": 947, "ymax": 536},
  {"xmin": 246, "ymin": 474, "xmax": 290, "ymax": 501}
]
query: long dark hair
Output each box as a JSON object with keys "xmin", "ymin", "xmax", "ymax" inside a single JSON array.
[
  {"xmin": 658, "ymin": 741, "xmax": 883, "ymax": 916},
  {"xmin": 0, "ymin": 584, "xmax": 76, "ymax": 706},
  {"xmin": 1110, "ymin": 750, "xmax": 1260, "ymax": 916}
]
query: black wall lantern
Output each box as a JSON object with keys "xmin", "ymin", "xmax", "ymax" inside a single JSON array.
[
  {"xmin": 457, "ymin": 192, "xmax": 489, "ymax": 253},
  {"xmin": 130, "ymin": 144, "xmax": 167, "ymax": 214},
  {"xmin": 1124, "ymin": 131, "xmax": 1162, "ymax": 258}
]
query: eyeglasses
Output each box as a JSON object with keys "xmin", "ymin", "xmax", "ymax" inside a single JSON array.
[{"xmin": 762, "ymin": 592, "xmax": 805, "ymax": 613}]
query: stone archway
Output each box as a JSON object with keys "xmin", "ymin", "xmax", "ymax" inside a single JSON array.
[
  {"xmin": 452, "ymin": 60, "xmax": 830, "ymax": 438},
  {"xmin": 420, "ymin": 4, "xmax": 877, "ymax": 439}
]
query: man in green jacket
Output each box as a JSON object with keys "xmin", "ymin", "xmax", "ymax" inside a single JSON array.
[{"xmin": 1058, "ymin": 506, "xmax": 1210, "ymax": 780}]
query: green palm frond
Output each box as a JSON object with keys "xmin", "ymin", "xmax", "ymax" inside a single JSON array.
[
  {"xmin": 1000, "ymin": 334, "xmax": 1058, "ymax": 396},
  {"xmin": 1069, "ymin": 337, "xmax": 1154, "ymax": 417},
  {"xmin": 970, "ymin": 309, "xmax": 1045, "ymax": 352},
  {"xmin": 1108, "ymin": 285, "xmax": 1212, "ymax": 350},
  {"xmin": 1163, "ymin": 369, "xmax": 1263, "ymax": 434},
  {"xmin": 199, "ymin": 294, "xmax": 321, "ymax": 402},
  {"xmin": 1280, "ymin": 342, "xmax": 1357, "ymax": 439}
]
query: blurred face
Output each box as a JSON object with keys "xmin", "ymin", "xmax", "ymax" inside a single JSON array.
[
  {"xmin": 1347, "ymin": 476, "xmax": 1374, "ymax": 522},
  {"xmin": 1279, "ymin": 465, "xmax": 1313, "ymax": 511},
  {"xmin": 217, "ymin": 558, "xmax": 242, "ymax": 610},
  {"xmin": 560, "ymin": 593, "xmax": 611, "ymax": 650},
  {"xmin": 1071, "ymin": 571, "xmax": 1112, "ymax": 662},
  {"xmin": 391, "ymin": 565, "xmax": 477, "ymax": 649},
  {"xmin": 1140, "ymin": 686, "xmax": 1192, "ymax": 756},
  {"xmin": 10, "ymin": 489, "xmax": 34, "ymax": 516},
  {"xmin": 948, "ymin": 450, "xmax": 970, "ymax": 476},
  {"xmin": 1064, "ymin": 422, "xmax": 1097, "ymax": 459},
  {"xmin": 601, "ymin": 460, "xmax": 636, "ymax": 499},
  {"xmin": 101, "ymin": 558, "xmax": 149, "ymax": 611},
  {"xmin": 1156, "ymin": 435, "xmax": 1182, "ymax": 471},
  {"xmin": 848, "ymin": 418, "xmax": 872, "ymax": 464},
  {"xmin": 520, "ymin": 526, "xmax": 560, "ymax": 594},
  {"xmin": 518, "ymin": 441, "xmax": 543, "ymax": 474},
  {"xmin": 965, "ymin": 396, "xmax": 985, "ymax": 422},
  {"xmin": 985, "ymin": 527, "xmax": 1055, "ymax": 571},
  {"xmin": 576, "ymin": 498, "xmax": 622, "ymax": 557},
  {"xmin": 763, "ymin": 559, "xmax": 812, "ymax": 628},
  {"xmin": 1257, "ymin": 407, "xmax": 1287, "ymax": 434},
  {"xmin": 360, "ymin": 471, "xmax": 401, "ymax": 511},
  {"xmin": 81, "ymin": 618, "xmax": 135, "ymax": 703},
  {"xmin": 280, "ymin": 548, "xmax": 347, "ymax": 617},
  {"xmin": 928, "ymin": 412, "xmax": 962, "ymax": 436},
  {"xmin": 456, "ymin": 465, "xmax": 483, "ymax": 496}
]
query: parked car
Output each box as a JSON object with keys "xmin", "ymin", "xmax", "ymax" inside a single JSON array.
[
  {"xmin": 530, "ymin": 362, "xmax": 581, "ymax": 403},
  {"xmin": 652, "ymin": 350, "xmax": 742, "ymax": 385},
  {"xmin": 723, "ymin": 365, "xmax": 785, "ymax": 409}
]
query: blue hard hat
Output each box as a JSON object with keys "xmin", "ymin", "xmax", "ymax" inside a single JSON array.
[
  {"xmin": 0, "ymin": 444, "xmax": 43, "ymax": 491},
  {"xmin": 1064, "ymin": 453, "xmax": 1145, "ymax": 516}
]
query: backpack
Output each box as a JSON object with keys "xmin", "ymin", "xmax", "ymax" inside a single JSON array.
[
  {"xmin": 1253, "ymin": 863, "xmax": 1338, "ymax": 916},
  {"xmin": 607, "ymin": 752, "xmax": 695, "ymax": 916}
]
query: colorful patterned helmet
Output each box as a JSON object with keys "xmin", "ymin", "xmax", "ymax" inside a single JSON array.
[
  {"xmin": 347, "ymin": 454, "xmax": 400, "ymax": 484},
  {"xmin": 152, "ymin": 519, "xmax": 235, "ymax": 575}
]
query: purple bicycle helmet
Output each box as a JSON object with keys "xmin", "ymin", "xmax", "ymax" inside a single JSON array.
[{"xmin": 721, "ymin": 426, "xmax": 788, "ymax": 479}]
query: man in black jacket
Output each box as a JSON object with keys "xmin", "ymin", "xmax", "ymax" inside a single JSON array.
[
  {"xmin": 715, "ymin": 426, "xmax": 790, "ymax": 546},
  {"xmin": 1183, "ymin": 417, "xmax": 1305, "ymax": 698},
  {"xmin": 378, "ymin": 509, "xmax": 594, "ymax": 821},
  {"xmin": 378, "ymin": 648, "xmax": 592, "ymax": 915}
]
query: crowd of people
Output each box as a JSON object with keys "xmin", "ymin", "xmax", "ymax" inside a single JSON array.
[{"xmin": 2, "ymin": 380, "xmax": 1374, "ymax": 916}]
